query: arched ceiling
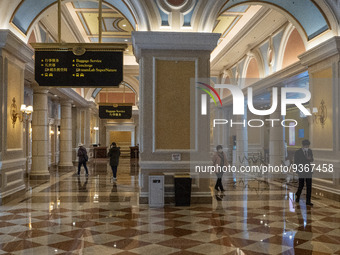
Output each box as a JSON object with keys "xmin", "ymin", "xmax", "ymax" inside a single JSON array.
[
  {"xmin": 218, "ymin": 0, "xmax": 330, "ymax": 40},
  {"xmin": 64, "ymin": 1, "xmax": 134, "ymax": 52},
  {"xmin": 213, "ymin": 5, "xmax": 251, "ymax": 42},
  {"xmin": 6, "ymin": 0, "xmax": 338, "ymax": 101},
  {"xmin": 11, "ymin": 0, "xmax": 137, "ymax": 35},
  {"xmin": 11, "ymin": 0, "xmax": 332, "ymax": 41}
]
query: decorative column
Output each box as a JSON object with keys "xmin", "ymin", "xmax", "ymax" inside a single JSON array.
[
  {"xmin": 54, "ymin": 102, "xmax": 61, "ymax": 164},
  {"xmin": 24, "ymin": 88, "xmax": 33, "ymax": 176},
  {"xmin": 31, "ymin": 85, "xmax": 50, "ymax": 179},
  {"xmin": 212, "ymin": 107, "xmax": 224, "ymax": 149},
  {"xmin": 235, "ymin": 100, "xmax": 248, "ymax": 168},
  {"xmin": 84, "ymin": 108, "xmax": 91, "ymax": 148},
  {"xmin": 299, "ymin": 36, "xmax": 340, "ymax": 198},
  {"xmin": 132, "ymin": 31, "xmax": 220, "ymax": 204},
  {"xmin": 58, "ymin": 100, "xmax": 73, "ymax": 167},
  {"xmin": 0, "ymin": 30, "xmax": 32, "ymax": 203},
  {"xmin": 224, "ymin": 107, "xmax": 233, "ymax": 152},
  {"xmin": 269, "ymin": 89, "xmax": 285, "ymax": 178},
  {"xmin": 99, "ymin": 119, "xmax": 106, "ymax": 146}
]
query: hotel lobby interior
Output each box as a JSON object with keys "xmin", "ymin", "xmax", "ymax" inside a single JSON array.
[{"xmin": 0, "ymin": 0, "xmax": 340, "ymax": 254}]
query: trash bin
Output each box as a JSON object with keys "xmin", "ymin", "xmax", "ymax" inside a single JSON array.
[
  {"xmin": 174, "ymin": 174, "xmax": 192, "ymax": 206},
  {"xmin": 149, "ymin": 174, "xmax": 164, "ymax": 207}
]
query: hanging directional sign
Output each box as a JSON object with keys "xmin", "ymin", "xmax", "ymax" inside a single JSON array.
[
  {"xmin": 32, "ymin": 43, "xmax": 126, "ymax": 87},
  {"xmin": 99, "ymin": 105, "xmax": 132, "ymax": 119}
]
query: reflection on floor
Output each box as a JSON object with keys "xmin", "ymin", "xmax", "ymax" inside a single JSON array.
[{"xmin": 0, "ymin": 158, "xmax": 339, "ymax": 254}]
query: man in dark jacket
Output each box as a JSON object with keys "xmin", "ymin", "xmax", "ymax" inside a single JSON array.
[
  {"xmin": 77, "ymin": 143, "xmax": 89, "ymax": 176},
  {"xmin": 108, "ymin": 142, "xmax": 121, "ymax": 181},
  {"xmin": 294, "ymin": 139, "xmax": 314, "ymax": 206},
  {"xmin": 212, "ymin": 145, "xmax": 229, "ymax": 192}
]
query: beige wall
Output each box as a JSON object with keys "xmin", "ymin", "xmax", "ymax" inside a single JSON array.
[
  {"xmin": 109, "ymin": 131, "xmax": 131, "ymax": 147},
  {"xmin": 155, "ymin": 60, "xmax": 194, "ymax": 150},
  {"xmin": 311, "ymin": 68, "xmax": 332, "ymax": 149},
  {"xmin": 285, "ymin": 107, "xmax": 309, "ymax": 149},
  {"xmin": 6, "ymin": 61, "xmax": 23, "ymax": 150}
]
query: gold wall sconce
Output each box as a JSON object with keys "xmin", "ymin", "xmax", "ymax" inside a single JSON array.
[
  {"xmin": 91, "ymin": 126, "xmax": 99, "ymax": 133},
  {"xmin": 10, "ymin": 97, "xmax": 34, "ymax": 128},
  {"xmin": 313, "ymin": 99, "xmax": 327, "ymax": 128}
]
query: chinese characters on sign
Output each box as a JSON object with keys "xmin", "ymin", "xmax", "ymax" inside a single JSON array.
[
  {"xmin": 34, "ymin": 50, "xmax": 123, "ymax": 87},
  {"xmin": 40, "ymin": 58, "xmax": 68, "ymax": 77},
  {"xmin": 99, "ymin": 106, "xmax": 132, "ymax": 119}
]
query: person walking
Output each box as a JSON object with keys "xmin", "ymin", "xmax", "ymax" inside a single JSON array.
[
  {"xmin": 108, "ymin": 142, "xmax": 121, "ymax": 181},
  {"xmin": 212, "ymin": 145, "xmax": 229, "ymax": 192},
  {"xmin": 77, "ymin": 143, "xmax": 89, "ymax": 176},
  {"xmin": 294, "ymin": 139, "xmax": 314, "ymax": 206}
]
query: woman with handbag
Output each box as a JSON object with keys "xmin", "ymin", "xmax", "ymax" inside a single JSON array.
[{"xmin": 77, "ymin": 143, "xmax": 89, "ymax": 176}]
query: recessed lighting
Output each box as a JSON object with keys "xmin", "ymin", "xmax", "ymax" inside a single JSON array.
[
  {"xmin": 122, "ymin": 24, "xmax": 126, "ymax": 27},
  {"xmin": 124, "ymin": 39, "xmax": 128, "ymax": 42}
]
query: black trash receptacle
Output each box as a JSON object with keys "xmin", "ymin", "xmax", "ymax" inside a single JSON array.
[{"xmin": 174, "ymin": 174, "xmax": 192, "ymax": 206}]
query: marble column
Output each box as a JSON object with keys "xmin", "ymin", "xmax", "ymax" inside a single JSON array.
[
  {"xmin": 0, "ymin": 30, "xmax": 32, "ymax": 203},
  {"xmin": 99, "ymin": 119, "xmax": 106, "ymax": 146},
  {"xmin": 269, "ymin": 95, "xmax": 285, "ymax": 178},
  {"xmin": 299, "ymin": 36, "xmax": 340, "ymax": 199},
  {"xmin": 31, "ymin": 86, "xmax": 50, "ymax": 179},
  {"xmin": 212, "ymin": 107, "xmax": 224, "ymax": 150},
  {"xmin": 84, "ymin": 108, "xmax": 91, "ymax": 148},
  {"xmin": 235, "ymin": 100, "xmax": 248, "ymax": 168},
  {"xmin": 132, "ymin": 31, "xmax": 220, "ymax": 204},
  {"xmin": 58, "ymin": 100, "xmax": 73, "ymax": 167}
]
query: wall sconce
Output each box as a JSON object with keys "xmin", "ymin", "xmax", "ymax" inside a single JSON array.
[
  {"xmin": 91, "ymin": 126, "xmax": 99, "ymax": 133},
  {"xmin": 313, "ymin": 99, "xmax": 327, "ymax": 128},
  {"xmin": 50, "ymin": 130, "xmax": 55, "ymax": 135},
  {"xmin": 10, "ymin": 97, "xmax": 34, "ymax": 128}
]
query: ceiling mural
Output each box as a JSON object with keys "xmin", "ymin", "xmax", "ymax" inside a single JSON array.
[
  {"xmin": 66, "ymin": 1, "xmax": 133, "ymax": 53},
  {"xmin": 11, "ymin": 0, "xmax": 136, "ymax": 35},
  {"xmin": 213, "ymin": 5, "xmax": 249, "ymax": 43},
  {"xmin": 219, "ymin": 0, "xmax": 329, "ymax": 40}
]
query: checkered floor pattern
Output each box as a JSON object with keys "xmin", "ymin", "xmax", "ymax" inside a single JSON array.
[{"xmin": 0, "ymin": 159, "xmax": 339, "ymax": 254}]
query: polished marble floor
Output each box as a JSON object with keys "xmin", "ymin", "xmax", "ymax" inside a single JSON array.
[{"xmin": 0, "ymin": 158, "xmax": 339, "ymax": 255}]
